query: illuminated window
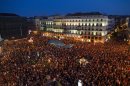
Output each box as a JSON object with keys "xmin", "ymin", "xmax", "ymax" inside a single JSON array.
[{"xmin": 102, "ymin": 32, "xmax": 105, "ymax": 36}]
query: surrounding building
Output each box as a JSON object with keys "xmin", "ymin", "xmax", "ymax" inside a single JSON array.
[
  {"xmin": 26, "ymin": 17, "xmax": 36, "ymax": 31},
  {"xmin": 127, "ymin": 17, "xmax": 130, "ymax": 44},
  {"xmin": 35, "ymin": 13, "xmax": 115, "ymax": 43},
  {"xmin": 0, "ymin": 13, "xmax": 29, "ymax": 39}
]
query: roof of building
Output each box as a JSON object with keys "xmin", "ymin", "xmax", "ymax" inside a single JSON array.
[
  {"xmin": 66, "ymin": 12, "xmax": 104, "ymax": 16},
  {"xmin": 0, "ymin": 13, "xmax": 19, "ymax": 17}
]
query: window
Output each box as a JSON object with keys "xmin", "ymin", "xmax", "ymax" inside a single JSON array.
[
  {"xmin": 99, "ymin": 37, "xmax": 102, "ymax": 40},
  {"xmin": 91, "ymin": 37, "xmax": 94, "ymax": 39},
  {"xmin": 96, "ymin": 32, "xmax": 98, "ymax": 35},
  {"xmin": 81, "ymin": 32, "xmax": 83, "ymax": 35},
  {"xmin": 95, "ymin": 37, "xmax": 97, "ymax": 39},
  {"xmin": 99, "ymin": 33, "xmax": 102, "ymax": 36},
  {"xmin": 85, "ymin": 32, "xmax": 86, "ymax": 35},
  {"xmin": 96, "ymin": 23, "xmax": 98, "ymax": 26},
  {"xmin": 88, "ymin": 32, "xmax": 90, "ymax": 35},
  {"xmin": 100, "ymin": 23, "xmax": 102, "ymax": 26},
  {"xmin": 92, "ymin": 32, "xmax": 94, "ymax": 35},
  {"xmin": 78, "ymin": 23, "xmax": 81, "ymax": 26},
  {"xmin": 99, "ymin": 29, "xmax": 102, "ymax": 31}
]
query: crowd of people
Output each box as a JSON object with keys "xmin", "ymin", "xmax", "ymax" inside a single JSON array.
[{"xmin": 0, "ymin": 34, "xmax": 129, "ymax": 86}]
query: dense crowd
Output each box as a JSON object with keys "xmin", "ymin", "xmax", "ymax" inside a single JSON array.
[{"xmin": 0, "ymin": 34, "xmax": 130, "ymax": 86}]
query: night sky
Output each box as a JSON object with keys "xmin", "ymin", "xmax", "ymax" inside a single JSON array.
[{"xmin": 0, "ymin": 0, "xmax": 130, "ymax": 17}]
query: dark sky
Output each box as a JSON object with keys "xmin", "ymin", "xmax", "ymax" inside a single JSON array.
[{"xmin": 0, "ymin": 0, "xmax": 130, "ymax": 17}]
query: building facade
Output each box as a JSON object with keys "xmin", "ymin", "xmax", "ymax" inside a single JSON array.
[
  {"xmin": 127, "ymin": 17, "xmax": 130, "ymax": 44},
  {"xmin": 0, "ymin": 13, "xmax": 29, "ymax": 39},
  {"xmin": 37, "ymin": 14, "xmax": 115, "ymax": 43}
]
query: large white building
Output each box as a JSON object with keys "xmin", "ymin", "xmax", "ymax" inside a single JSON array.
[
  {"xmin": 36, "ymin": 14, "xmax": 115, "ymax": 43},
  {"xmin": 127, "ymin": 17, "xmax": 130, "ymax": 44}
]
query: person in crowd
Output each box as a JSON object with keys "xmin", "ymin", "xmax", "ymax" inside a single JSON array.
[{"xmin": 0, "ymin": 33, "xmax": 129, "ymax": 86}]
